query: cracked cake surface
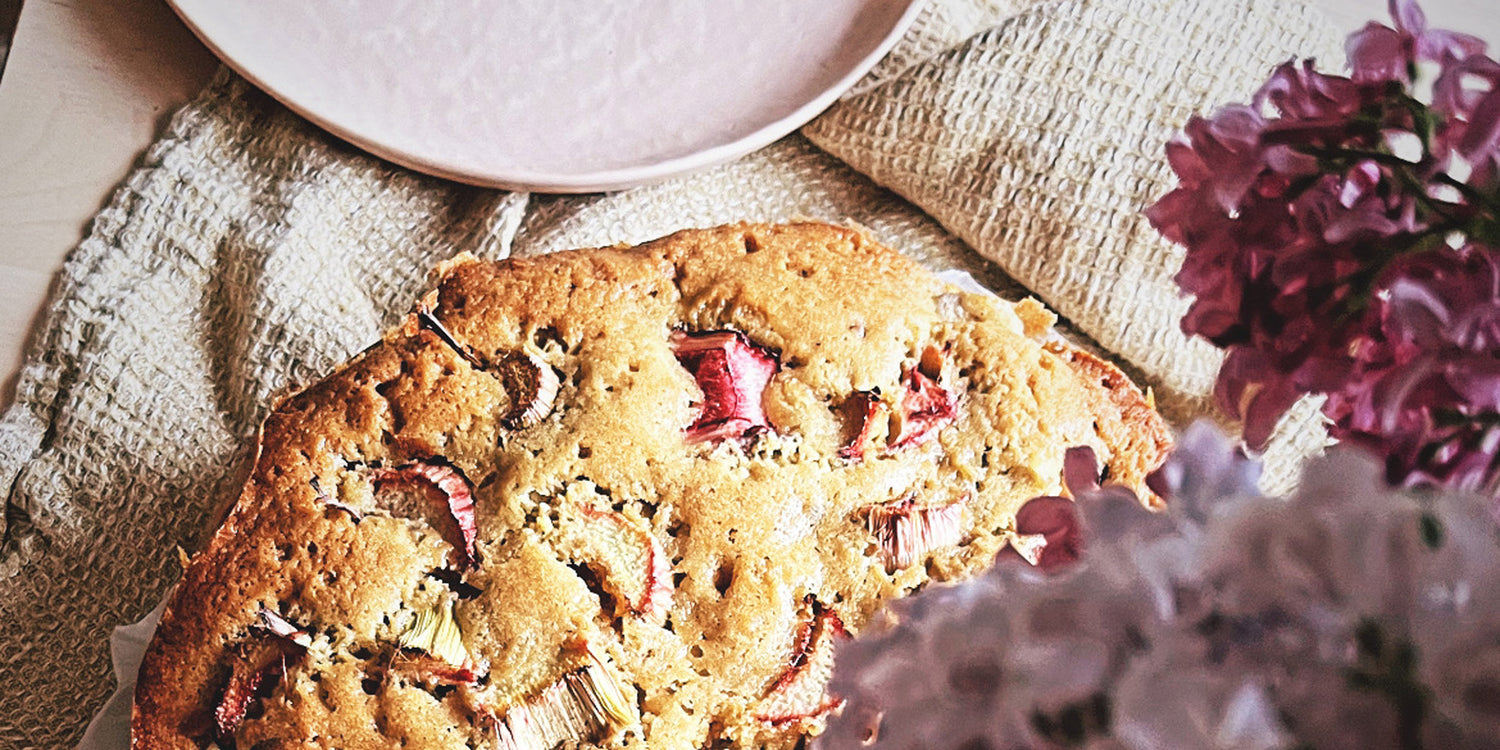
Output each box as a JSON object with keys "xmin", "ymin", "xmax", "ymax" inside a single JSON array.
[{"xmin": 131, "ymin": 222, "xmax": 1170, "ymax": 749}]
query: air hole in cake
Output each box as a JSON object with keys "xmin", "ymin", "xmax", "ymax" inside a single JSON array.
[
  {"xmin": 916, "ymin": 344, "xmax": 946, "ymax": 381},
  {"xmin": 713, "ymin": 560, "xmax": 735, "ymax": 596},
  {"xmin": 742, "ymin": 233, "xmax": 761, "ymax": 254},
  {"xmin": 386, "ymin": 415, "xmax": 407, "ymax": 437},
  {"xmin": 245, "ymin": 698, "xmax": 267, "ymax": 722},
  {"xmin": 476, "ymin": 472, "xmax": 499, "ymax": 491},
  {"xmin": 569, "ymin": 561, "xmax": 620, "ymax": 617},
  {"xmin": 666, "ymin": 519, "xmax": 689, "ymax": 539},
  {"xmin": 690, "ymin": 644, "xmax": 705, "ymax": 659},
  {"xmin": 707, "ymin": 726, "xmax": 733, "ymax": 749},
  {"xmin": 672, "ymin": 572, "xmax": 688, "ymax": 588},
  {"xmin": 577, "ymin": 445, "xmax": 593, "ymax": 459},
  {"xmin": 426, "ymin": 569, "xmax": 481, "ymax": 600},
  {"xmin": 532, "ymin": 326, "xmax": 565, "ymax": 351},
  {"xmin": 361, "ymin": 676, "xmax": 380, "ymax": 695},
  {"xmin": 352, "ymin": 647, "xmax": 374, "ymax": 660},
  {"xmin": 836, "ymin": 391, "xmax": 886, "ymax": 462}
]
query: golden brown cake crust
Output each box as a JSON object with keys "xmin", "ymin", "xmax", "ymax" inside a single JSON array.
[{"xmin": 132, "ymin": 223, "xmax": 1169, "ymax": 750}]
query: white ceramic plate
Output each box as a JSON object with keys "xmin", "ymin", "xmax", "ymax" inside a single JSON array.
[{"xmin": 167, "ymin": 0, "xmax": 923, "ymax": 193}]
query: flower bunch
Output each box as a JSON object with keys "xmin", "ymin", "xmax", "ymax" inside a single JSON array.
[
  {"xmin": 1145, "ymin": 0, "xmax": 1500, "ymax": 496},
  {"xmin": 819, "ymin": 423, "xmax": 1500, "ymax": 749}
]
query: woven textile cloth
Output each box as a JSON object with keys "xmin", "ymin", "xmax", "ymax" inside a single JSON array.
[{"xmin": 0, "ymin": 0, "xmax": 1339, "ymax": 745}]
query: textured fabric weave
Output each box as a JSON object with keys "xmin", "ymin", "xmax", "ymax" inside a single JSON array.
[{"xmin": 0, "ymin": 0, "xmax": 1340, "ymax": 745}]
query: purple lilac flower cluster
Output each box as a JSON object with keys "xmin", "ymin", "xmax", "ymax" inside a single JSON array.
[{"xmin": 1145, "ymin": 0, "xmax": 1500, "ymax": 495}]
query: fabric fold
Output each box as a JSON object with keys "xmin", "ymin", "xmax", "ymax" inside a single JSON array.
[{"xmin": 806, "ymin": 0, "xmax": 1344, "ymax": 422}]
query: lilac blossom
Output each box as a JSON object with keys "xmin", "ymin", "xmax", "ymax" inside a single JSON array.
[{"xmin": 1146, "ymin": 0, "xmax": 1500, "ymax": 497}]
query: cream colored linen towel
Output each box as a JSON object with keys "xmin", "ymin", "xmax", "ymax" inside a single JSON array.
[{"xmin": 0, "ymin": 0, "xmax": 1339, "ymax": 745}]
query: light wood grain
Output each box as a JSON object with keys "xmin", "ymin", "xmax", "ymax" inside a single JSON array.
[
  {"xmin": 0, "ymin": 0, "xmax": 217, "ymax": 404},
  {"xmin": 0, "ymin": 0, "xmax": 1495, "ymax": 409}
]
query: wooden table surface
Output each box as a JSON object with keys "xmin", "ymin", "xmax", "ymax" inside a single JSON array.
[{"xmin": 0, "ymin": 0, "xmax": 1495, "ymax": 409}]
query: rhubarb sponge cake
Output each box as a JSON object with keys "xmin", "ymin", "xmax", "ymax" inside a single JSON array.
[{"xmin": 131, "ymin": 222, "xmax": 1170, "ymax": 749}]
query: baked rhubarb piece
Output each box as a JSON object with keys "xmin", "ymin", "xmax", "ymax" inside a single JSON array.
[{"xmin": 132, "ymin": 223, "xmax": 1170, "ymax": 749}]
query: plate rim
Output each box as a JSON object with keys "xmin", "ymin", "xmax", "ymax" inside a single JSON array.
[{"xmin": 165, "ymin": 0, "xmax": 926, "ymax": 193}]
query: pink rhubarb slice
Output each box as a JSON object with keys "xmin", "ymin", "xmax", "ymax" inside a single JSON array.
[
  {"xmin": 753, "ymin": 597, "xmax": 848, "ymax": 726},
  {"xmin": 669, "ymin": 329, "xmax": 779, "ymax": 444},
  {"xmin": 865, "ymin": 493, "xmax": 967, "ymax": 572},
  {"xmin": 889, "ymin": 367, "xmax": 957, "ymax": 450},
  {"xmin": 373, "ymin": 460, "xmax": 479, "ymax": 568},
  {"xmin": 837, "ymin": 391, "xmax": 888, "ymax": 462},
  {"xmin": 560, "ymin": 505, "xmax": 673, "ymax": 624},
  {"xmin": 416, "ymin": 304, "xmax": 560, "ymax": 430},
  {"xmin": 477, "ymin": 643, "xmax": 637, "ymax": 750},
  {"xmin": 214, "ymin": 609, "xmax": 310, "ymax": 739},
  {"xmin": 494, "ymin": 350, "xmax": 561, "ymax": 430}
]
